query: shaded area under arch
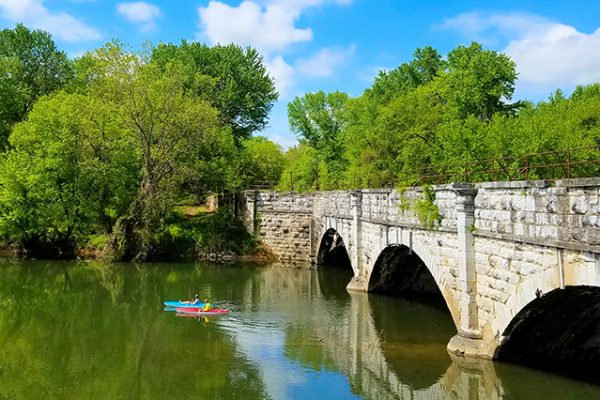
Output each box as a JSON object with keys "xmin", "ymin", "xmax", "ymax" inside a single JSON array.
[
  {"xmin": 368, "ymin": 244, "xmax": 446, "ymax": 308},
  {"xmin": 496, "ymin": 286, "xmax": 600, "ymax": 381},
  {"xmin": 316, "ymin": 228, "xmax": 352, "ymax": 273}
]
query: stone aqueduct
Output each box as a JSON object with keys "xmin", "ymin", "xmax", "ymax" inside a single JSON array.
[{"xmin": 237, "ymin": 178, "xmax": 600, "ymax": 360}]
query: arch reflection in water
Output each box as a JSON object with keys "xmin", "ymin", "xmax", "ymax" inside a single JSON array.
[{"xmin": 240, "ymin": 265, "xmax": 479, "ymax": 399}]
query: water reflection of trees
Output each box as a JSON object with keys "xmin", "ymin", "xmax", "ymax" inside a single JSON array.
[
  {"xmin": 0, "ymin": 260, "xmax": 269, "ymax": 399},
  {"xmin": 2, "ymin": 260, "xmax": 600, "ymax": 399}
]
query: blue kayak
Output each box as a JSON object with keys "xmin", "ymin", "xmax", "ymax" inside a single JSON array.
[{"xmin": 164, "ymin": 301, "xmax": 207, "ymax": 309}]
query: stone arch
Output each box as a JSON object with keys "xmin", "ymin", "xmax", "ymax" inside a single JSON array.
[
  {"xmin": 367, "ymin": 244, "xmax": 450, "ymax": 309},
  {"xmin": 495, "ymin": 286, "xmax": 600, "ymax": 377},
  {"xmin": 316, "ymin": 228, "xmax": 353, "ymax": 273}
]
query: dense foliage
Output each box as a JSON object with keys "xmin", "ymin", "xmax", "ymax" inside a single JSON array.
[
  {"xmin": 151, "ymin": 41, "xmax": 278, "ymax": 144},
  {"xmin": 0, "ymin": 26, "xmax": 280, "ymax": 260},
  {"xmin": 0, "ymin": 24, "xmax": 73, "ymax": 150},
  {"xmin": 3, "ymin": 24, "xmax": 600, "ymax": 259},
  {"xmin": 282, "ymin": 42, "xmax": 600, "ymax": 190}
]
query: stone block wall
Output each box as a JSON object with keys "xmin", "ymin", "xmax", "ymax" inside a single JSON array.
[
  {"xmin": 474, "ymin": 178, "xmax": 600, "ymax": 248},
  {"xmin": 255, "ymin": 191, "xmax": 314, "ymax": 213},
  {"xmin": 474, "ymin": 237, "xmax": 559, "ymax": 338},
  {"xmin": 257, "ymin": 212, "xmax": 313, "ymax": 262},
  {"xmin": 313, "ymin": 191, "xmax": 354, "ymax": 219},
  {"xmin": 237, "ymin": 191, "xmax": 314, "ymax": 262}
]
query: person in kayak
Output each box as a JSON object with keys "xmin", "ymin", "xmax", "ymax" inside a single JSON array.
[
  {"xmin": 180, "ymin": 294, "xmax": 202, "ymax": 304},
  {"xmin": 202, "ymin": 298, "xmax": 212, "ymax": 312}
]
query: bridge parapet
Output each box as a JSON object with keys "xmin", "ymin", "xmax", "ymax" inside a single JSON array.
[
  {"xmin": 474, "ymin": 178, "xmax": 600, "ymax": 252},
  {"xmin": 238, "ymin": 178, "xmax": 600, "ymax": 359}
]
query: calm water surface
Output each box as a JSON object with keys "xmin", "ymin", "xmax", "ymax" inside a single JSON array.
[{"xmin": 0, "ymin": 259, "xmax": 599, "ymax": 399}]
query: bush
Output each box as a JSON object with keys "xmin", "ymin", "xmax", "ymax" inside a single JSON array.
[{"xmin": 153, "ymin": 208, "xmax": 260, "ymax": 260}]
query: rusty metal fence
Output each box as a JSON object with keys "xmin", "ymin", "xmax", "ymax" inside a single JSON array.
[
  {"xmin": 404, "ymin": 145, "xmax": 600, "ymax": 186},
  {"xmin": 244, "ymin": 146, "xmax": 600, "ymax": 191}
]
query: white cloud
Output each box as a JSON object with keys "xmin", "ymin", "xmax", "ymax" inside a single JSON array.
[
  {"xmin": 505, "ymin": 25, "xmax": 600, "ymax": 87},
  {"xmin": 198, "ymin": 1, "xmax": 312, "ymax": 55},
  {"xmin": 440, "ymin": 12, "xmax": 600, "ymax": 96},
  {"xmin": 116, "ymin": 2, "xmax": 161, "ymax": 33},
  {"xmin": 296, "ymin": 45, "xmax": 355, "ymax": 77},
  {"xmin": 265, "ymin": 55, "xmax": 295, "ymax": 98},
  {"xmin": 0, "ymin": 0, "xmax": 100, "ymax": 42},
  {"xmin": 197, "ymin": 0, "xmax": 354, "ymax": 98},
  {"xmin": 438, "ymin": 12, "xmax": 547, "ymax": 36}
]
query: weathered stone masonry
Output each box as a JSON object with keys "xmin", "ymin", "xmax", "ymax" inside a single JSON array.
[{"xmin": 237, "ymin": 178, "xmax": 600, "ymax": 359}]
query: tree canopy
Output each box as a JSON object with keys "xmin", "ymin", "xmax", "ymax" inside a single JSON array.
[
  {"xmin": 0, "ymin": 30, "xmax": 282, "ymax": 260},
  {"xmin": 280, "ymin": 41, "xmax": 600, "ymax": 190},
  {"xmin": 151, "ymin": 41, "xmax": 278, "ymax": 143},
  {"xmin": 0, "ymin": 24, "xmax": 73, "ymax": 149}
]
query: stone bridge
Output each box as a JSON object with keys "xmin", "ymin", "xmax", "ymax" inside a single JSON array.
[{"xmin": 237, "ymin": 178, "xmax": 600, "ymax": 361}]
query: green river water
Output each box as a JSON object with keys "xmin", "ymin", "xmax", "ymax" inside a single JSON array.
[{"xmin": 0, "ymin": 259, "xmax": 599, "ymax": 399}]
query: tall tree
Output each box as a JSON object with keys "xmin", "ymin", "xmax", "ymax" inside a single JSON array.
[
  {"xmin": 367, "ymin": 46, "xmax": 445, "ymax": 105},
  {"xmin": 0, "ymin": 42, "xmax": 236, "ymax": 260},
  {"xmin": 0, "ymin": 24, "xmax": 73, "ymax": 149},
  {"xmin": 84, "ymin": 44, "xmax": 229, "ymax": 260},
  {"xmin": 0, "ymin": 92, "xmax": 138, "ymax": 255},
  {"xmin": 288, "ymin": 91, "xmax": 349, "ymax": 189},
  {"xmin": 151, "ymin": 41, "xmax": 278, "ymax": 143},
  {"xmin": 443, "ymin": 42, "xmax": 519, "ymax": 121}
]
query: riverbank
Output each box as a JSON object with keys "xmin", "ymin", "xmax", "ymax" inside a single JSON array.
[
  {"xmin": 0, "ymin": 242, "xmax": 278, "ymax": 264},
  {"xmin": 0, "ymin": 206, "xmax": 271, "ymax": 263}
]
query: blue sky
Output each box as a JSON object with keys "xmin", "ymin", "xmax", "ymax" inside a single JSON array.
[{"xmin": 2, "ymin": 1, "xmax": 600, "ymax": 148}]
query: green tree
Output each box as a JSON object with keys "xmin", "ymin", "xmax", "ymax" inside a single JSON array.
[
  {"xmin": 0, "ymin": 42, "xmax": 237, "ymax": 260},
  {"xmin": 277, "ymin": 143, "xmax": 319, "ymax": 191},
  {"xmin": 288, "ymin": 91, "xmax": 349, "ymax": 188},
  {"xmin": 443, "ymin": 42, "xmax": 519, "ymax": 121},
  {"xmin": 0, "ymin": 92, "xmax": 137, "ymax": 255},
  {"xmin": 151, "ymin": 42, "xmax": 278, "ymax": 143},
  {"xmin": 237, "ymin": 136, "xmax": 284, "ymax": 188},
  {"xmin": 81, "ymin": 43, "xmax": 229, "ymax": 260},
  {"xmin": 0, "ymin": 24, "xmax": 73, "ymax": 149},
  {"xmin": 367, "ymin": 46, "xmax": 444, "ymax": 105}
]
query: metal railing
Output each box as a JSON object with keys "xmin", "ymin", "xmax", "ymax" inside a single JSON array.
[
  {"xmin": 242, "ymin": 146, "xmax": 600, "ymax": 192},
  {"xmin": 403, "ymin": 145, "xmax": 600, "ymax": 186}
]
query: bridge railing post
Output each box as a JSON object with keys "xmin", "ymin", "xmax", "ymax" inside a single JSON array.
[
  {"xmin": 242, "ymin": 190, "xmax": 258, "ymax": 236},
  {"xmin": 347, "ymin": 190, "xmax": 367, "ymax": 292},
  {"xmin": 447, "ymin": 184, "xmax": 492, "ymax": 358}
]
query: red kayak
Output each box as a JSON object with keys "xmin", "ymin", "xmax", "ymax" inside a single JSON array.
[{"xmin": 175, "ymin": 307, "xmax": 230, "ymax": 315}]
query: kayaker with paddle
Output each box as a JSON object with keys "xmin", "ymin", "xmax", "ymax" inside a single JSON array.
[{"xmin": 180, "ymin": 293, "xmax": 202, "ymax": 305}]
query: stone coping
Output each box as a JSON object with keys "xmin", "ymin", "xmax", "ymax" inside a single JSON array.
[
  {"xmin": 474, "ymin": 229, "xmax": 600, "ymax": 254},
  {"xmin": 477, "ymin": 177, "xmax": 600, "ymax": 189},
  {"xmin": 244, "ymin": 177, "xmax": 600, "ymax": 194},
  {"xmin": 319, "ymin": 213, "xmax": 459, "ymax": 234},
  {"xmin": 361, "ymin": 218, "xmax": 458, "ymax": 234}
]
